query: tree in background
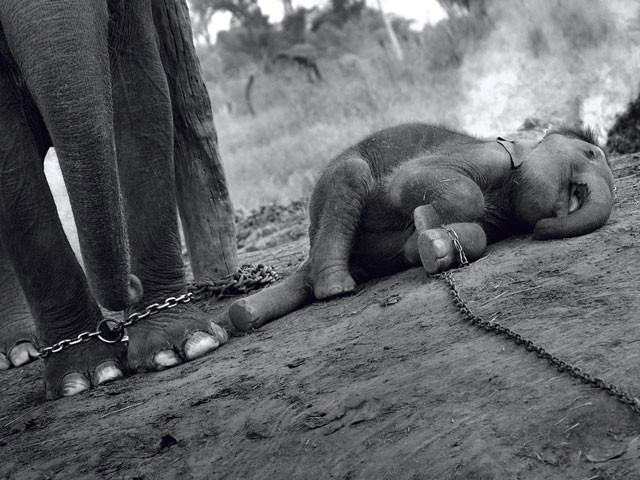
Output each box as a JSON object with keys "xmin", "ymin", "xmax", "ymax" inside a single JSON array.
[
  {"xmin": 607, "ymin": 95, "xmax": 640, "ymax": 154},
  {"xmin": 376, "ymin": 0, "xmax": 403, "ymax": 61},
  {"xmin": 282, "ymin": 0, "xmax": 294, "ymax": 16},
  {"xmin": 190, "ymin": 0, "xmax": 272, "ymax": 57}
]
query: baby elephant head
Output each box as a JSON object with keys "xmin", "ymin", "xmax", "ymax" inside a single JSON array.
[{"xmin": 512, "ymin": 127, "xmax": 615, "ymax": 239}]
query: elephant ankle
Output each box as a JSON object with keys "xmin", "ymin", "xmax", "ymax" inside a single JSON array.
[
  {"xmin": 37, "ymin": 305, "xmax": 104, "ymax": 347},
  {"xmin": 126, "ymin": 279, "xmax": 191, "ymax": 313}
]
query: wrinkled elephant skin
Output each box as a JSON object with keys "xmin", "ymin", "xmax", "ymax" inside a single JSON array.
[
  {"xmin": 0, "ymin": 0, "xmax": 229, "ymax": 399},
  {"xmin": 229, "ymin": 123, "xmax": 615, "ymax": 330}
]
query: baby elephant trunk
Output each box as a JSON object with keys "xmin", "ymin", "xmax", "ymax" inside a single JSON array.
[{"xmin": 534, "ymin": 173, "xmax": 614, "ymax": 240}]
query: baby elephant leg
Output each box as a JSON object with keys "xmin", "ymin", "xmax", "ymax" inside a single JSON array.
[
  {"xmin": 309, "ymin": 156, "xmax": 374, "ymax": 299},
  {"xmin": 228, "ymin": 261, "xmax": 313, "ymax": 331},
  {"xmin": 416, "ymin": 223, "xmax": 487, "ymax": 274}
]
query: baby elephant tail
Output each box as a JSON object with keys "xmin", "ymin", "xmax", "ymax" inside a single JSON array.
[{"xmin": 228, "ymin": 261, "xmax": 314, "ymax": 331}]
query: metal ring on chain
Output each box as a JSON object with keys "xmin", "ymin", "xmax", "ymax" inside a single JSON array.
[{"xmin": 37, "ymin": 263, "xmax": 278, "ymax": 359}]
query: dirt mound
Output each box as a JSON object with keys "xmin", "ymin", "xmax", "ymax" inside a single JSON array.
[
  {"xmin": 235, "ymin": 199, "xmax": 309, "ymax": 252},
  {"xmin": 2, "ymin": 155, "xmax": 640, "ymax": 479}
]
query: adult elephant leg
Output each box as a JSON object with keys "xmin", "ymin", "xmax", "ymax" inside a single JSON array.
[
  {"xmin": 110, "ymin": 1, "xmax": 227, "ymax": 372},
  {"xmin": 308, "ymin": 156, "xmax": 374, "ymax": 299},
  {"xmin": 0, "ymin": 243, "xmax": 38, "ymax": 369},
  {"xmin": 0, "ymin": 0, "xmax": 141, "ymax": 311},
  {"xmin": 152, "ymin": 0, "xmax": 238, "ymax": 280},
  {"xmin": 0, "ymin": 83, "xmax": 126, "ymax": 398}
]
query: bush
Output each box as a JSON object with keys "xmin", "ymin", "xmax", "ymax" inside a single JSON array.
[{"xmin": 607, "ymin": 93, "xmax": 640, "ymax": 154}]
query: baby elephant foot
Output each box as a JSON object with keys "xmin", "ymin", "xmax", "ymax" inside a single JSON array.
[
  {"xmin": 417, "ymin": 228, "xmax": 456, "ymax": 274},
  {"xmin": 312, "ymin": 265, "xmax": 356, "ymax": 300},
  {"xmin": 125, "ymin": 302, "xmax": 228, "ymax": 373},
  {"xmin": 44, "ymin": 340, "xmax": 127, "ymax": 400}
]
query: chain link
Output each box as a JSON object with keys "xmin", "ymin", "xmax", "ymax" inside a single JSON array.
[
  {"xmin": 439, "ymin": 238, "xmax": 640, "ymax": 415},
  {"xmin": 37, "ymin": 263, "xmax": 277, "ymax": 359},
  {"xmin": 441, "ymin": 226, "xmax": 469, "ymax": 266},
  {"xmin": 187, "ymin": 263, "xmax": 278, "ymax": 300}
]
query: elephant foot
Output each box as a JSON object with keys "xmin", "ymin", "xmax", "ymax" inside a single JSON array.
[
  {"xmin": 312, "ymin": 265, "xmax": 356, "ymax": 300},
  {"xmin": 0, "ymin": 342, "xmax": 40, "ymax": 369},
  {"xmin": 125, "ymin": 302, "xmax": 228, "ymax": 373},
  {"xmin": 0, "ymin": 314, "xmax": 40, "ymax": 369},
  {"xmin": 44, "ymin": 339, "xmax": 127, "ymax": 400},
  {"xmin": 417, "ymin": 228, "xmax": 456, "ymax": 274}
]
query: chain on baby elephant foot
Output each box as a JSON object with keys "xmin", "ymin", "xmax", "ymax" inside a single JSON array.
[
  {"xmin": 434, "ymin": 243, "xmax": 640, "ymax": 416},
  {"xmin": 440, "ymin": 225, "xmax": 469, "ymax": 267}
]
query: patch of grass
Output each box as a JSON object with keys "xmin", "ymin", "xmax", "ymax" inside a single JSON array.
[{"xmin": 216, "ymin": 56, "xmax": 462, "ymax": 210}]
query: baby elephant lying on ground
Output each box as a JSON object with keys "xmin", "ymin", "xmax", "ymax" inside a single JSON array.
[{"xmin": 229, "ymin": 123, "xmax": 615, "ymax": 331}]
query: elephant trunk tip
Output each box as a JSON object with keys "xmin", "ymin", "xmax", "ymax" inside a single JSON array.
[
  {"xmin": 90, "ymin": 273, "xmax": 144, "ymax": 312},
  {"xmin": 532, "ymin": 219, "xmax": 563, "ymax": 240},
  {"xmin": 127, "ymin": 274, "xmax": 144, "ymax": 305}
]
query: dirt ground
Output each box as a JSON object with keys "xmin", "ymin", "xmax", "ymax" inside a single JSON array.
[{"xmin": 2, "ymin": 154, "xmax": 640, "ymax": 480}]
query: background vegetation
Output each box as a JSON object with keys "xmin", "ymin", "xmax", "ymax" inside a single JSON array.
[{"xmin": 187, "ymin": 0, "xmax": 640, "ymax": 211}]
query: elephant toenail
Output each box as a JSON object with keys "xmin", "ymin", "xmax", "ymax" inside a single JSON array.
[
  {"xmin": 154, "ymin": 350, "xmax": 182, "ymax": 369},
  {"xmin": 61, "ymin": 373, "xmax": 91, "ymax": 396},
  {"xmin": 0, "ymin": 354, "xmax": 9, "ymax": 370},
  {"xmin": 184, "ymin": 331, "xmax": 220, "ymax": 360},
  {"xmin": 94, "ymin": 361, "xmax": 124, "ymax": 385},
  {"xmin": 210, "ymin": 323, "xmax": 229, "ymax": 344},
  {"xmin": 8, "ymin": 342, "xmax": 38, "ymax": 367}
]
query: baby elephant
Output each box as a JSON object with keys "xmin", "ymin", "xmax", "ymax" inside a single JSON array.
[{"xmin": 229, "ymin": 123, "xmax": 615, "ymax": 330}]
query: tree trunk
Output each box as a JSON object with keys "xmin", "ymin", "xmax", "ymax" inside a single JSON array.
[
  {"xmin": 152, "ymin": 0, "xmax": 238, "ymax": 279},
  {"xmin": 245, "ymin": 74, "xmax": 256, "ymax": 117},
  {"xmin": 282, "ymin": 0, "xmax": 294, "ymax": 16},
  {"xmin": 376, "ymin": 0, "xmax": 404, "ymax": 61}
]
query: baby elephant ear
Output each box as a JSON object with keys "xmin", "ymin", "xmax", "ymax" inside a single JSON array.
[{"xmin": 496, "ymin": 137, "xmax": 523, "ymax": 168}]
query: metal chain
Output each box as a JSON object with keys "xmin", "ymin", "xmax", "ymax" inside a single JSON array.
[
  {"xmin": 438, "ymin": 239, "xmax": 640, "ymax": 415},
  {"xmin": 441, "ymin": 225, "xmax": 469, "ymax": 266},
  {"xmin": 37, "ymin": 264, "xmax": 278, "ymax": 359},
  {"xmin": 187, "ymin": 263, "xmax": 278, "ymax": 300}
]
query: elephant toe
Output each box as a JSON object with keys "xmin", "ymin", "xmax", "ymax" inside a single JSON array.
[
  {"xmin": 0, "ymin": 353, "xmax": 9, "ymax": 370},
  {"xmin": 184, "ymin": 331, "xmax": 220, "ymax": 361},
  {"xmin": 94, "ymin": 361, "xmax": 124, "ymax": 385},
  {"xmin": 61, "ymin": 372, "xmax": 91, "ymax": 397},
  {"xmin": 313, "ymin": 268, "xmax": 356, "ymax": 300},
  {"xmin": 418, "ymin": 229, "xmax": 455, "ymax": 274},
  {"xmin": 8, "ymin": 342, "xmax": 40, "ymax": 367},
  {"xmin": 126, "ymin": 303, "xmax": 228, "ymax": 373},
  {"xmin": 44, "ymin": 340, "xmax": 127, "ymax": 400},
  {"xmin": 210, "ymin": 322, "xmax": 229, "ymax": 344},
  {"xmin": 153, "ymin": 350, "xmax": 183, "ymax": 370}
]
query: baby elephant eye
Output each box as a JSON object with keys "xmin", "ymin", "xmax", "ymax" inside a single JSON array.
[{"xmin": 586, "ymin": 149, "xmax": 596, "ymax": 159}]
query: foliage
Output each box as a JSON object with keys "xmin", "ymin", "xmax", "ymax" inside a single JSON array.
[
  {"xmin": 191, "ymin": 0, "xmax": 640, "ymax": 210},
  {"xmin": 437, "ymin": 0, "xmax": 486, "ymax": 16},
  {"xmin": 607, "ymin": 95, "xmax": 640, "ymax": 154}
]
